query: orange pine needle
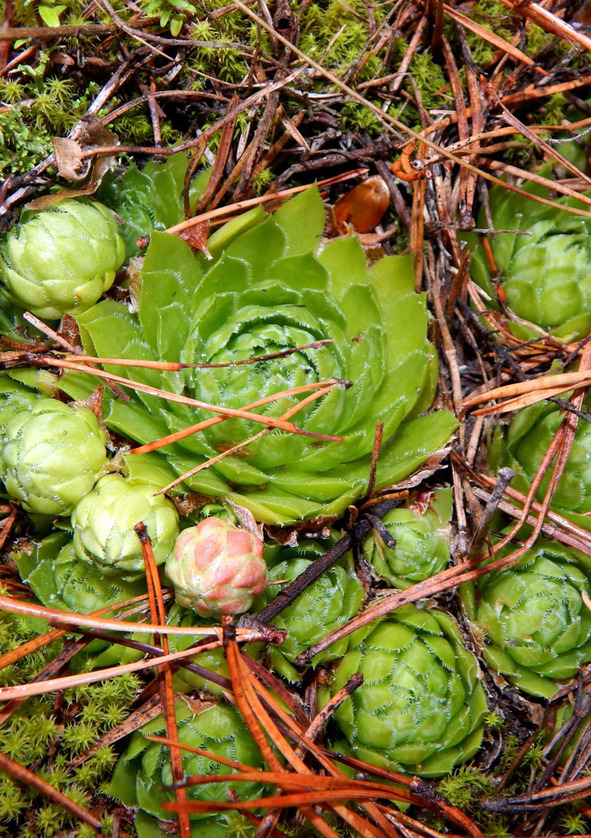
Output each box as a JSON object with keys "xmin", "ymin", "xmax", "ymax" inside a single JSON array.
[
  {"xmin": 132, "ymin": 379, "xmax": 343, "ymax": 455},
  {"xmin": 136, "ymin": 523, "xmax": 191, "ymax": 838}
]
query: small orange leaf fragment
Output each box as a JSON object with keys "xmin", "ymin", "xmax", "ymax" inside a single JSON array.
[{"xmin": 333, "ymin": 176, "xmax": 390, "ymax": 233}]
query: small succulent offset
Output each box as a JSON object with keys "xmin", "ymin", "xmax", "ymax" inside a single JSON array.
[
  {"xmin": 72, "ymin": 473, "xmax": 180, "ymax": 577},
  {"xmin": 464, "ymin": 182, "xmax": 591, "ymax": 340},
  {"xmin": 462, "ymin": 539, "xmax": 591, "ymax": 699},
  {"xmin": 0, "ymin": 399, "xmax": 107, "ymax": 516},
  {"xmin": 322, "ymin": 604, "xmax": 487, "ymax": 776},
  {"xmin": 166, "ymin": 517, "xmax": 268, "ymax": 616},
  {"xmin": 363, "ymin": 489, "xmax": 452, "ymax": 588},
  {"xmin": 0, "ymin": 199, "xmax": 126, "ymax": 320},
  {"xmin": 259, "ymin": 551, "xmax": 365, "ymax": 681},
  {"xmin": 497, "ymin": 398, "xmax": 591, "ymax": 517},
  {"xmin": 108, "ymin": 698, "xmax": 265, "ymax": 832},
  {"xmin": 60, "ymin": 181, "xmax": 457, "ymax": 525}
]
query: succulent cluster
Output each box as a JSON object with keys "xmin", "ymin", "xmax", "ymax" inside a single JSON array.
[
  {"xmin": 464, "ymin": 182, "xmax": 591, "ymax": 340},
  {"xmin": 322, "ymin": 604, "xmax": 487, "ymax": 776},
  {"xmin": 0, "ymin": 398, "xmax": 108, "ymax": 516},
  {"xmin": 72, "ymin": 473, "xmax": 179, "ymax": 578},
  {"xmin": 497, "ymin": 398, "xmax": 591, "ymax": 517},
  {"xmin": 0, "ymin": 158, "xmax": 503, "ymax": 837},
  {"xmin": 260, "ymin": 546, "xmax": 365, "ymax": 680},
  {"xmin": 462, "ymin": 539, "xmax": 591, "ymax": 698}
]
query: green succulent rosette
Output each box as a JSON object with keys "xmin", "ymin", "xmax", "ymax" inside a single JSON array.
[
  {"xmin": 13, "ymin": 532, "xmax": 148, "ymax": 667},
  {"xmin": 258, "ymin": 548, "xmax": 365, "ymax": 681},
  {"xmin": 72, "ymin": 472, "xmax": 180, "ymax": 578},
  {"xmin": 497, "ymin": 397, "xmax": 591, "ymax": 517},
  {"xmin": 59, "ymin": 185, "xmax": 457, "ymax": 525},
  {"xmin": 0, "ymin": 398, "xmax": 108, "ymax": 516},
  {"xmin": 0, "ymin": 199, "xmax": 125, "ymax": 320},
  {"xmin": 363, "ymin": 489, "xmax": 452, "ymax": 588},
  {"xmin": 462, "ymin": 539, "xmax": 591, "ymax": 699},
  {"xmin": 165, "ymin": 602, "xmax": 262, "ymax": 697},
  {"xmin": 464, "ymin": 182, "xmax": 591, "ymax": 341},
  {"xmin": 322, "ymin": 604, "xmax": 487, "ymax": 776},
  {"xmin": 108, "ymin": 698, "xmax": 265, "ymax": 828}
]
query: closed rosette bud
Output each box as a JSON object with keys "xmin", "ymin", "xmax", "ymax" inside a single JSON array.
[
  {"xmin": 107, "ymin": 698, "xmax": 265, "ymax": 830},
  {"xmin": 462, "ymin": 539, "xmax": 591, "ymax": 698},
  {"xmin": 363, "ymin": 489, "xmax": 451, "ymax": 588},
  {"xmin": 322, "ymin": 604, "xmax": 487, "ymax": 776},
  {"xmin": 464, "ymin": 183, "xmax": 591, "ymax": 339},
  {"xmin": 166, "ymin": 517, "xmax": 267, "ymax": 616},
  {"xmin": 0, "ymin": 199, "xmax": 125, "ymax": 320},
  {"xmin": 258, "ymin": 550, "xmax": 365, "ymax": 681},
  {"xmin": 0, "ymin": 399, "xmax": 107, "ymax": 515},
  {"xmin": 72, "ymin": 474, "xmax": 179, "ymax": 577}
]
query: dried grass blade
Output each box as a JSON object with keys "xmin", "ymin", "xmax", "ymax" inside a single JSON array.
[{"xmin": 443, "ymin": 3, "xmax": 538, "ymax": 68}]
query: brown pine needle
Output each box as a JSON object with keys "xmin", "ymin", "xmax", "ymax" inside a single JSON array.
[
  {"xmin": 59, "ymin": 340, "xmax": 333, "ymax": 370},
  {"xmin": 132, "ymin": 379, "xmax": 345, "ymax": 455},
  {"xmin": 463, "ymin": 369, "xmax": 591, "ymax": 414},
  {"xmin": 165, "ymin": 170, "xmax": 368, "ymax": 234},
  {"xmin": 136, "ymin": 523, "xmax": 190, "ymax": 838},
  {"xmin": 0, "ymin": 640, "xmax": 229, "ymax": 701},
  {"xmin": 159, "ymin": 384, "xmax": 334, "ymax": 493},
  {"xmin": 0, "ymin": 592, "xmax": 254, "ymax": 637},
  {"xmin": 32, "ymin": 355, "xmax": 344, "ymax": 440}
]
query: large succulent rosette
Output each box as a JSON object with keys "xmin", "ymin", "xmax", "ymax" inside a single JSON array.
[
  {"xmin": 108, "ymin": 698, "xmax": 265, "ymax": 835},
  {"xmin": 60, "ymin": 186, "xmax": 457, "ymax": 525},
  {"xmin": 463, "ymin": 182, "xmax": 591, "ymax": 340},
  {"xmin": 321, "ymin": 604, "xmax": 487, "ymax": 776},
  {"xmin": 462, "ymin": 539, "xmax": 591, "ymax": 699}
]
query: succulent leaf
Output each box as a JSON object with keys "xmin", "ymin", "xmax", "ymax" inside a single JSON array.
[
  {"xmin": 322, "ymin": 604, "xmax": 487, "ymax": 776},
  {"xmin": 0, "ymin": 199, "xmax": 125, "ymax": 320},
  {"xmin": 60, "ymin": 185, "xmax": 457, "ymax": 525}
]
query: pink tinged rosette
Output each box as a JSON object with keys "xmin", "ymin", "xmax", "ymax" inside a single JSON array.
[{"xmin": 166, "ymin": 517, "xmax": 267, "ymax": 616}]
